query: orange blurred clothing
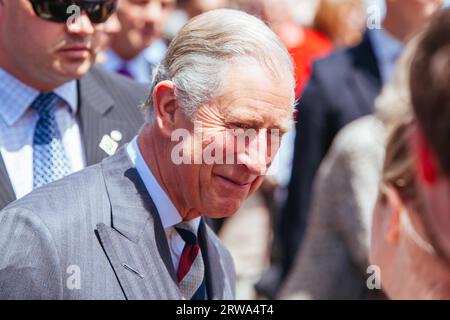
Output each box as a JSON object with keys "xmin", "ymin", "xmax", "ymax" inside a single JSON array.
[{"xmin": 287, "ymin": 28, "xmax": 332, "ymax": 97}]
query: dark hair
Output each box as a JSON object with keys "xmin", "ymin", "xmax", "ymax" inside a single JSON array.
[{"xmin": 410, "ymin": 8, "xmax": 450, "ymax": 177}]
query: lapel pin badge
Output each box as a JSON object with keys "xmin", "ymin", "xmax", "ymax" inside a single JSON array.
[
  {"xmin": 99, "ymin": 130, "xmax": 123, "ymax": 156},
  {"xmin": 110, "ymin": 130, "xmax": 123, "ymax": 142}
]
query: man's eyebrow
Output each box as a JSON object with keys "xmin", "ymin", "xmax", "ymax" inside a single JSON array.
[{"xmin": 223, "ymin": 112, "xmax": 265, "ymax": 126}]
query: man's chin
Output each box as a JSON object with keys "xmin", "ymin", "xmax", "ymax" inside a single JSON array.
[{"xmin": 54, "ymin": 59, "xmax": 94, "ymax": 79}]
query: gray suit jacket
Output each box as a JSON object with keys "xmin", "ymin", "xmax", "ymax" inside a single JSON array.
[
  {"xmin": 0, "ymin": 66, "xmax": 147, "ymax": 211},
  {"xmin": 0, "ymin": 146, "xmax": 236, "ymax": 299}
]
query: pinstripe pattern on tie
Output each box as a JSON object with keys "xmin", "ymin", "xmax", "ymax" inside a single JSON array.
[
  {"xmin": 176, "ymin": 222, "xmax": 206, "ymax": 300},
  {"xmin": 32, "ymin": 92, "xmax": 72, "ymax": 189}
]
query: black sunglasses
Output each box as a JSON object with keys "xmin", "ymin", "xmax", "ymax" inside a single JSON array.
[{"xmin": 29, "ymin": 0, "xmax": 117, "ymax": 24}]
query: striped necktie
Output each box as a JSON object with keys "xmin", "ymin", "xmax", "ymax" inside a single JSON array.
[
  {"xmin": 31, "ymin": 92, "xmax": 72, "ymax": 189},
  {"xmin": 175, "ymin": 221, "xmax": 206, "ymax": 300}
]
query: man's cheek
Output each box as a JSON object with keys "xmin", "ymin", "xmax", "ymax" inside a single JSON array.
[{"xmin": 201, "ymin": 132, "xmax": 228, "ymax": 165}]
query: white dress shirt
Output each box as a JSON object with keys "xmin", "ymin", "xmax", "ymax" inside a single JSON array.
[
  {"xmin": 369, "ymin": 28, "xmax": 404, "ymax": 84},
  {"xmin": 0, "ymin": 68, "xmax": 85, "ymax": 199},
  {"xmin": 126, "ymin": 137, "xmax": 201, "ymax": 272},
  {"xmin": 102, "ymin": 39, "xmax": 167, "ymax": 83}
]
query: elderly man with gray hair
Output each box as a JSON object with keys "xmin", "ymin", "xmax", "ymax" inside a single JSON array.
[{"xmin": 0, "ymin": 9, "xmax": 295, "ymax": 300}]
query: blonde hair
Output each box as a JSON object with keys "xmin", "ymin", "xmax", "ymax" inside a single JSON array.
[{"xmin": 313, "ymin": 0, "xmax": 364, "ymax": 47}]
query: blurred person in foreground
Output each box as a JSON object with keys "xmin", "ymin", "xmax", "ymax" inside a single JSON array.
[
  {"xmin": 408, "ymin": 7, "xmax": 450, "ymax": 266},
  {"xmin": 279, "ymin": 35, "xmax": 417, "ymax": 300},
  {"xmin": 0, "ymin": 0, "xmax": 146, "ymax": 211},
  {"xmin": 370, "ymin": 105, "xmax": 450, "ymax": 299},
  {"xmin": 278, "ymin": 0, "xmax": 443, "ymax": 287},
  {"xmin": 0, "ymin": 9, "xmax": 295, "ymax": 299},
  {"xmin": 102, "ymin": 0, "xmax": 176, "ymax": 82}
]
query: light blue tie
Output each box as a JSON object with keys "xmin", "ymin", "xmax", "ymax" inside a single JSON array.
[{"xmin": 32, "ymin": 92, "xmax": 72, "ymax": 189}]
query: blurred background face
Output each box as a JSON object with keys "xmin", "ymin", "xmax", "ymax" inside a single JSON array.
[
  {"xmin": 0, "ymin": 0, "xmax": 104, "ymax": 90},
  {"xmin": 95, "ymin": 11, "xmax": 122, "ymax": 63},
  {"xmin": 312, "ymin": 0, "xmax": 365, "ymax": 48},
  {"xmin": 387, "ymin": 0, "xmax": 444, "ymax": 35},
  {"xmin": 181, "ymin": 0, "xmax": 229, "ymax": 18},
  {"xmin": 169, "ymin": 60, "xmax": 293, "ymax": 219},
  {"xmin": 370, "ymin": 182, "xmax": 446, "ymax": 298},
  {"xmin": 337, "ymin": 0, "xmax": 365, "ymax": 47},
  {"xmin": 111, "ymin": 0, "xmax": 175, "ymax": 59}
]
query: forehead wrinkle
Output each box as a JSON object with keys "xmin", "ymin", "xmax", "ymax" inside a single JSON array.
[
  {"xmin": 219, "ymin": 88, "xmax": 292, "ymax": 107},
  {"xmin": 219, "ymin": 95, "xmax": 292, "ymax": 119},
  {"xmin": 224, "ymin": 109, "xmax": 265, "ymax": 124}
]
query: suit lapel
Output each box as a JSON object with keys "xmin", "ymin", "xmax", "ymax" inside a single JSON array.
[
  {"xmin": 77, "ymin": 71, "xmax": 131, "ymax": 166},
  {"xmin": 0, "ymin": 154, "xmax": 15, "ymax": 210},
  {"xmin": 96, "ymin": 147, "xmax": 181, "ymax": 300}
]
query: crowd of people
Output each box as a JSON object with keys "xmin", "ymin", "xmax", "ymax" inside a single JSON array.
[{"xmin": 0, "ymin": 0, "xmax": 449, "ymax": 300}]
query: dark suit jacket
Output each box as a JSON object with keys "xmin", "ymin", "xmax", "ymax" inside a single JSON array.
[
  {"xmin": 0, "ymin": 66, "xmax": 146, "ymax": 210},
  {"xmin": 279, "ymin": 33, "xmax": 382, "ymax": 278},
  {"xmin": 0, "ymin": 146, "xmax": 236, "ymax": 299}
]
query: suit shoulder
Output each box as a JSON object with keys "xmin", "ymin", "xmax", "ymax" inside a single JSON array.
[
  {"xmin": 311, "ymin": 49, "xmax": 353, "ymax": 77},
  {"xmin": 303, "ymin": 49, "xmax": 354, "ymax": 102},
  {"xmin": 2, "ymin": 164, "xmax": 107, "ymax": 229},
  {"xmin": 331, "ymin": 115, "xmax": 385, "ymax": 154}
]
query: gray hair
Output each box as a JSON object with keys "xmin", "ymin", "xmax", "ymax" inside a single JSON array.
[{"xmin": 142, "ymin": 8, "xmax": 295, "ymax": 123}]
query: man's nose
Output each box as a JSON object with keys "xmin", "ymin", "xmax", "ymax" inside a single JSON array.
[
  {"xmin": 66, "ymin": 12, "xmax": 95, "ymax": 35},
  {"xmin": 236, "ymin": 131, "xmax": 271, "ymax": 176}
]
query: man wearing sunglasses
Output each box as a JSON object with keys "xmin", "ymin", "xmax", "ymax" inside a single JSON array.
[{"xmin": 0, "ymin": 0, "xmax": 146, "ymax": 209}]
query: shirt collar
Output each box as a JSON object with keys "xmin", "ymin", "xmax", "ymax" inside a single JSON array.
[
  {"xmin": 126, "ymin": 137, "xmax": 201, "ymax": 232},
  {"xmin": 54, "ymin": 80, "xmax": 78, "ymax": 114},
  {"xmin": 103, "ymin": 48, "xmax": 124, "ymax": 72},
  {"xmin": 0, "ymin": 67, "xmax": 78, "ymax": 126},
  {"xmin": 105, "ymin": 39, "xmax": 167, "ymax": 70},
  {"xmin": 103, "ymin": 48, "xmax": 151, "ymax": 82},
  {"xmin": 369, "ymin": 28, "xmax": 404, "ymax": 66}
]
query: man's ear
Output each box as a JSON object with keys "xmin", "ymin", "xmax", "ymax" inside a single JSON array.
[
  {"xmin": 385, "ymin": 186, "xmax": 402, "ymax": 244},
  {"xmin": 410, "ymin": 124, "xmax": 438, "ymax": 185},
  {"xmin": 153, "ymin": 80, "xmax": 178, "ymax": 138}
]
